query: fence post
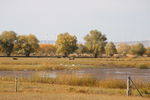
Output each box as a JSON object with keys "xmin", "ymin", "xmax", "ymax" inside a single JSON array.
[
  {"xmin": 127, "ymin": 76, "xmax": 131, "ymax": 96},
  {"xmin": 15, "ymin": 77, "xmax": 18, "ymax": 92}
]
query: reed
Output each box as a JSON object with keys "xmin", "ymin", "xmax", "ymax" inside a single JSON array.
[{"xmin": 0, "ymin": 74, "xmax": 149, "ymax": 89}]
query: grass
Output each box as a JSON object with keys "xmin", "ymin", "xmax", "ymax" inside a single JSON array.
[
  {"xmin": 98, "ymin": 80, "xmax": 127, "ymax": 89},
  {"xmin": 54, "ymin": 74, "xmax": 97, "ymax": 86},
  {"xmin": 0, "ymin": 57, "xmax": 150, "ymax": 99},
  {"xmin": 0, "ymin": 74, "xmax": 150, "ymax": 100},
  {"xmin": 0, "ymin": 92, "xmax": 149, "ymax": 100},
  {"xmin": 0, "ymin": 57, "xmax": 150, "ymax": 71},
  {"xmin": 137, "ymin": 64, "xmax": 149, "ymax": 69},
  {"xmin": 0, "ymin": 80, "xmax": 149, "ymax": 100},
  {"xmin": 0, "ymin": 75, "xmax": 127, "ymax": 88},
  {"xmin": 0, "ymin": 75, "xmax": 98, "ymax": 87}
]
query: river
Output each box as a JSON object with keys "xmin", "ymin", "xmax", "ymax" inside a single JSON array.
[{"xmin": 0, "ymin": 68, "xmax": 150, "ymax": 81}]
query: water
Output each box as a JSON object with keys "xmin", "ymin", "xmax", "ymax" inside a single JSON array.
[{"xmin": 0, "ymin": 68, "xmax": 150, "ymax": 81}]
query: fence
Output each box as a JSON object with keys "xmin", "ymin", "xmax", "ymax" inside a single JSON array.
[
  {"xmin": 0, "ymin": 76, "xmax": 145, "ymax": 97},
  {"xmin": 127, "ymin": 76, "xmax": 143, "ymax": 97}
]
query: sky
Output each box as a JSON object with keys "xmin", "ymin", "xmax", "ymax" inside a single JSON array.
[{"xmin": 0, "ymin": 0, "xmax": 150, "ymax": 42}]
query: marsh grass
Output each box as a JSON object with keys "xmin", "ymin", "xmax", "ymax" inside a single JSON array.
[
  {"xmin": 1, "ymin": 92, "xmax": 150, "ymax": 100},
  {"xmin": 98, "ymin": 80, "xmax": 127, "ymax": 89},
  {"xmin": 0, "ymin": 57, "xmax": 150, "ymax": 71},
  {"xmin": 55, "ymin": 74, "xmax": 97, "ymax": 86},
  {"xmin": 0, "ymin": 74, "xmax": 149, "ymax": 90},
  {"xmin": 0, "ymin": 57, "xmax": 150, "ymax": 99},
  {"xmin": 137, "ymin": 64, "xmax": 149, "ymax": 69},
  {"xmin": 0, "ymin": 74, "xmax": 150, "ymax": 98}
]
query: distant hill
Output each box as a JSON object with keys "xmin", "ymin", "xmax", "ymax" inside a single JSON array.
[{"xmin": 40, "ymin": 40, "xmax": 150, "ymax": 47}]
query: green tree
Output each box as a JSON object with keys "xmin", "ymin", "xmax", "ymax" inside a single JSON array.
[
  {"xmin": 0, "ymin": 31, "xmax": 17, "ymax": 56},
  {"xmin": 16, "ymin": 34, "xmax": 39, "ymax": 56},
  {"xmin": 105, "ymin": 42, "xmax": 117, "ymax": 56},
  {"xmin": 56, "ymin": 32, "xmax": 78, "ymax": 57},
  {"xmin": 130, "ymin": 43, "xmax": 146, "ymax": 56},
  {"xmin": 117, "ymin": 43, "xmax": 131, "ymax": 55},
  {"xmin": 84, "ymin": 30, "xmax": 107, "ymax": 58}
]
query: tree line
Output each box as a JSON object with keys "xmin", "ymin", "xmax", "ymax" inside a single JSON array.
[{"xmin": 0, "ymin": 30, "xmax": 149, "ymax": 57}]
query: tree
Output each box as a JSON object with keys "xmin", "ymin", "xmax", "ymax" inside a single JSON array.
[
  {"xmin": 39, "ymin": 44, "xmax": 56, "ymax": 56},
  {"xmin": 105, "ymin": 42, "xmax": 117, "ymax": 56},
  {"xmin": 117, "ymin": 43, "xmax": 131, "ymax": 55},
  {"xmin": 84, "ymin": 30, "xmax": 107, "ymax": 58},
  {"xmin": 145, "ymin": 47, "xmax": 150, "ymax": 57},
  {"xmin": 16, "ymin": 34, "xmax": 39, "ymax": 56},
  {"xmin": 76, "ymin": 44, "xmax": 89, "ymax": 55},
  {"xmin": 0, "ymin": 31, "xmax": 17, "ymax": 56},
  {"xmin": 0, "ymin": 45, "xmax": 2, "ymax": 55},
  {"xmin": 130, "ymin": 43, "xmax": 146, "ymax": 56},
  {"xmin": 56, "ymin": 32, "xmax": 78, "ymax": 57}
]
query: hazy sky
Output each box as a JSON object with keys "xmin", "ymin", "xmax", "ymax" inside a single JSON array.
[{"xmin": 0, "ymin": 0, "xmax": 150, "ymax": 42}]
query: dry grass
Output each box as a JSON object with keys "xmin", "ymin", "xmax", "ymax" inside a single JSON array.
[
  {"xmin": 0, "ymin": 92, "xmax": 149, "ymax": 100},
  {"xmin": 0, "ymin": 80, "xmax": 149, "ymax": 96},
  {"xmin": 0, "ymin": 74, "xmax": 149, "ymax": 91},
  {"xmin": 0, "ymin": 57, "xmax": 150, "ymax": 99},
  {"xmin": 0, "ymin": 78, "xmax": 150, "ymax": 99},
  {"xmin": 98, "ymin": 80, "xmax": 127, "ymax": 89},
  {"xmin": 55, "ymin": 74, "xmax": 97, "ymax": 86},
  {"xmin": 0, "ymin": 57, "xmax": 150, "ymax": 71}
]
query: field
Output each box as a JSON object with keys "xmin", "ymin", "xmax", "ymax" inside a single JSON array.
[
  {"xmin": 0, "ymin": 93, "xmax": 149, "ymax": 100},
  {"xmin": 0, "ymin": 57, "xmax": 150, "ymax": 71},
  {"xmin": 0, "ymin": 81, "xmax": 150, "ymax": 100},
  {"xmin": 0, "ymin": 57, "xmax": 150, "ymax": 100}
]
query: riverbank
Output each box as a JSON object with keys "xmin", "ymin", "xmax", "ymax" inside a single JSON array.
[{"xmin": 0, "ymin": 57, "xmax": 150, "ymax": 71}]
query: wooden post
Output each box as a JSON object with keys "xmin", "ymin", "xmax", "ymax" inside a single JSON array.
[
  {"xmin": 15, "ymin": 77, "xmax": 18, "ymax": 92},
  {"xmin": 127, "ymin": 76, "xmax": 131, "ymax": 96}
]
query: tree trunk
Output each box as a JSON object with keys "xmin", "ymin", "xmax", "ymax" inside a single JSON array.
[
  {"xmin": 25, "ymin": 52, "xmax": 30, "ymax": 57},
  {"xmin": 7, "ymin": 54, "xmax": 11, "ymax": 57},
  {"xmin": 64, "ymin": 52, "xmax": 68, "ymax": 58},
  {"xmin": 6, "ymin": 52, "xmax": 11, "ymax": 57},
  {"xmin": 94, "ymin": 53, "xmax": 98, "ymax": 58}
]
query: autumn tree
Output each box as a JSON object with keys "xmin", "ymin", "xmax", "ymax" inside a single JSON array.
[
  {"xmin": 76, "ymin": 44, "xmax": 89, "ymax": 55},
  {"xmin": 56, "ymin": 32, "xmax": 78, "ymax": 57},
  {"xmin": 39, "ymin": 44, "xmax": 56, "ymax": 56},
  {"xmin": 84, "ymin": 30, "xmax": 107, "ymax": 58},
  {"xmin": 105, "ymin": 42, "xmax": 117, "ymax": 56},
  {"xmin": 0, "ymin": 31, "xmax": 17, "ymax": 56},
  {"xmin": 16, "ymin": 34, "xmax": 39, "ymax": 56},
  {"xmin": 130, "ymin": 43, "xmax": 146, "ymax": 56},
  {"xmin": 145, "ymin": 47, "xmax": 150, "ymax": 57},
  {"xmin": 0, "ymin": 45, "xmax": 2, "ymax": 55},
  {"xmin": 117, "ymin": 43, "xmax": 131, "ymax": 55}
]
